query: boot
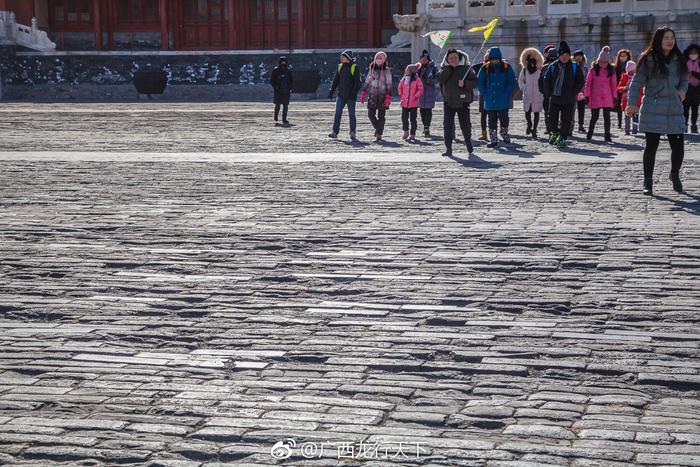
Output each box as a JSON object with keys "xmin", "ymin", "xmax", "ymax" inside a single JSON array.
[
  {"xmin": 586, "ymin": 125, "xmax": 594, "ymax": 141},
  {"xmin": 670, "ymin": 171, "xmax": 683, "ymax": 193},
  {"xmin": 500, "ymin": 127, "xmax": 511, "ymax": 144},
  {"xmin": 531, "ymin": 129, "xmax": 538, "ymax": 140},
  {"xmin": 424, "ymin": 127, "xmax": 431, "ymax": 137},
  {"xmin": 692, "ymin": 124, "xmax": 699, "ymax": 134},
  {"xmin": 403, "ymin": 131, "xmax": 410, "ymax": 140},
  {"xmin": 274, "ymin": 112, "xmax": 279, "ymax": 122},
  {"xmin": 526, "ymin": 122, "xmax": 532, "ymax": 135},
  {"xmin": 578, "ymin": 123, "xmax": 585, "ymax": 133},
  {"xmin": 643, "ymin": 178, "xmax": 653, "ymax": 196},
  {"xmin": 442, "ymin": 147, "xmax": 453, "ymax": 157},
  {"xmin": 604, "ymin": 133, "xmax": 613, "ymax": 143},
  {"xmin": 487, "ymin": 130, "xmax": 498, "ymax": 148},
  {"xmin": 466, "ymin": 138, "xmax": 474, "ymax": 155},
  {"xmin": 549, "ymin": 132, "xmax": 559, "ymax": 145},
  {"xmin": 478, "ymin": 130, "xmax": 488, "ymax": 141}
]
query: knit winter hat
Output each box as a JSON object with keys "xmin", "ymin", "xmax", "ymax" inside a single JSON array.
[
  {"xmin": 543, "ymin": 44, "xmax": 555, "ymax": 54},
  {"xmin": 597, "ymin": 46, "xmax": 611, "ymax": 63},
  {"xmin": 341, "ymin": 49, "xmax": 355, "ymax": 62},
  {"xmin": 558, "ymin": 41, "xmax": 571, "ymax": 56},
  {"xmin": 420, "ymin": 49, "xmax": 431, "ymax": 60},
  {"xmin": 405, "ymin": 62, "xmax": 422, "ymax": 74},
  {"xmin": 626, "ymin": 60, "xmax": 636, "ymax": 73},
  {"xmin": 374, "ymin": 51, "xmax": 387, "ymax": 62},
  {"xmin": 278, "ymin": 56, "xmax": 288, "ymax": 65},
  {"xmin": 488, "ymin": 47, "xmax": 503, "ymax": 60}
]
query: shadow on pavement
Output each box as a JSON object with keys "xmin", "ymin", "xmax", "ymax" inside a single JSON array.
[
  {"xmin": 654, "ymin": 192, "xmax": 700, "ymax": 216},
  {"xmin": 448, "ymin": 153, "xmax": 503, "ymax": 170}
]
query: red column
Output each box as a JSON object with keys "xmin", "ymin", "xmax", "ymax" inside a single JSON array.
[
  {"xmin": 227, "ymin": 0, "xmax": 236, "ymax": 49},
  {"xmin": 297, "ymin": 0, "xmax": 306, "ymax": 49},
  {"xmin": 367, "ymin": 0, "xmax": 377, "ymax": 48},
  {"xmin": 93, "ymin": 0, "xmax": 102, "ymax": 50},
  {"xmin": 29, "ymin": 0, "xmax": 36, "ymax": 19},
  {"xmin": 159, "ymin": 0, "xmax": 168, "ymax": 49},
  {"xmin": 0, "ymin": 1, "xmax": 8, "ymax": 10}
]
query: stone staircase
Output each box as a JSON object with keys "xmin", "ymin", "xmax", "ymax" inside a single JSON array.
[{"xmin": 0, "ymin": 11, "xmax": 55, "ymax": 52}]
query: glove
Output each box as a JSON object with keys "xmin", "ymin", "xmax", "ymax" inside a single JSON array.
[
  {"xmin": 328, "ymin": 90, "xmax": 335, "ymax": 100},
  {"xmin": 384, "ymin": 94, "xmax": 391, "ymax": 109},
  {"xmin": 360, "ymin": 91, "xmax": 367, "ymax": 104}
]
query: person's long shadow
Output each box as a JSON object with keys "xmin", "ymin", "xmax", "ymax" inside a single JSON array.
[
  {"xmin": 494, "ymin": 143, "xmax": 537, "ymax": 158},
  {"xmin": 556, "ymin": 145, "xmax": 617, "ymax": 159},
  {"xmin": 374, "ymin": 140, "xmax": 403, "ymax": 148},
  {"xmin": 448, "ymin": 153, "xmax": 503, "ymax": 170},
  {"xmin": 653, "ymin": 192, "xmax": 700, "ymax": 216},
  {"xmin": 339, "ymin": 139, "xmax": 371, "ymax": 148}
]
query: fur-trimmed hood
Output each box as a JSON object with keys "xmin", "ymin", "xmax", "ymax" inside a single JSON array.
[
  {"xmin": 441, "ymin": 49, "xmax": 470, "ymax": 67},
  {"xmin": 519, "ymin": 47, "xmax": 544, "ymax": 69}
]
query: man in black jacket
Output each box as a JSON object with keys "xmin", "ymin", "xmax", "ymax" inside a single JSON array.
[
  {"xmin": 329, "ymin": 50, "xmax": 362, "ymax": 139},
  {"xmin": 543, "ymin": 41, "xmax": 585, "ymax": 148},
  {"xmin": 270, "ymin": 56, "xmax": 293, "ymax": 124},
  {"xmin": 437, "ymin": 49, "xmax": 477, "ymax": 157}
]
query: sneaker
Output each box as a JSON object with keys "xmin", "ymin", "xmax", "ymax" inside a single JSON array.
[
  {"xmin": 328, "ymin": 132, "xmax": 338, "ymax": 138},
  {"xmin": 625, "ymin": 130, "xmax": 631, "ymax": 136},
  {"xmin": 350, "ymin": 131, "xmax": 357, "ymax": 140},
  {"xmin": 556, "ymin": 136, "xmax": 568, "ymax": 148},
  {"xmin": 549, "ymin": 132, "xmax": 559, "ymax": 145},
  {"xmin": 375, "ymin": 133, "xmax": 382, "ymax": 142},
  {"xmin": 410, "ymin": 133, "xmax": 416, "ymax": 142},
  {"xmin": 578, "ymin": 124, "xmax": 585, "ymax": 133},
  {"xmin": 424, "ymin": 128, "xmax": 431, "ymax": 137},
  {"xmin": 403, "ymin": 131, "xmax": 410, "ymax": 140},
  {"xmin": 442, "ymin": 148, "xmax": 453, "ymax": 157},
  {"xmin": 283, "ymin": 119, "xmax": 290, "ymax": 125},
  {"xmin": 643, "ymin": 178, "xmax": 653, "ymax": 196},
  {"xmin": 531, "ymin": 131, "xmax": 538, "ymax": 140},
  {"xmin": 604, "ymin": 133, "xmax": 613, "ymax": 143},
  {"xmin": 692, "ymin": 125, "xmax": 699, "ymax": 134}
]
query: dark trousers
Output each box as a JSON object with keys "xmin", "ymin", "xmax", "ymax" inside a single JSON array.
[
  {"xmin": 543, "ymin": 96, "xmax": 551, "ymax": 131},
  {"xmin": 525, "ymin": 110, "xmax": 540, "ymax": 132},
  {"xmin": 443, "ymin": 103, "xmax": 472, "ymax": 149},
  {"xmin": 615, "ymin": 93, "xmax": 623, "ymax": 128},
  {"xmin": 684, "ymin": 101, "xmax": 699, "ymax": 127},
  {"xmin": 576, "ymin": 100, "xmax": 586, "ymax": 127},
  {"xmin": 549, "ymin": 102, "xmax": 575, "ymax": 138},
  {"xmin": 589, "ymin": 108, "xmax": 612, "ymax": 135},
  {"xmin": 368, "ymin": 107, "xmax": 386, "ymax": 135},
  {"xmin": 419, "ymin": 108, "xmax": 433, "ymax": 129},
  {"xmin": 480, "ymin": 110, "xmax": 487, "ymax": 132},
  {"xmin": 332, "ymin": 96, "xmax": 357, "ymax": 134},
  {"xmin": 274, "ymin": 103, "xmax": 288, "ymax": 121},
  {"xmin": 402, "ymin": 107, "xmax": 418, "ymax": 134},
  {"xmin": 487, "ymin": 109, "xmax": 509, "ymax": 131},
  {"xmin": 643, "ymin": 133, "xmax": 685, "ymax": 179}
]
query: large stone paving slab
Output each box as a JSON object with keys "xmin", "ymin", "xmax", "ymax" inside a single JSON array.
[{"xmin": 1, "ymin": 104, "xmax": 700, "ymax": 466}]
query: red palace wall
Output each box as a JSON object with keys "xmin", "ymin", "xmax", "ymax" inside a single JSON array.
[{"xmin": 2, "ymin": 0, "xmax": 416, "ymax": 51}]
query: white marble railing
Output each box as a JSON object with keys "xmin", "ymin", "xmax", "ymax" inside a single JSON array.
[{"xmin": 0, "ymin": 11, "xmax": 55, "ymax": 52}]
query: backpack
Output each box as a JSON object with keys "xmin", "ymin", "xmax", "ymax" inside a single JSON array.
[{"xmin": 338, "ymin": 63, "xmax": 357, "ymax": 76}]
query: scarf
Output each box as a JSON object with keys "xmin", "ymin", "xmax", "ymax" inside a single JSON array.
[
  {"xmin": 689, "ymin": 58, "xmax": 700, "ymax": 87},
  {"xmin": 553, "ymin": 61, "xmax": 566, "ymax": 97}
]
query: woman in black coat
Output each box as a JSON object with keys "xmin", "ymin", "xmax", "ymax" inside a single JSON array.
[{"xmin": 270, "ymin": 56, "xmax": 294, "ymax": 124}]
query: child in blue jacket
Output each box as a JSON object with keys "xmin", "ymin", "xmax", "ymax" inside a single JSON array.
[{"xmin": 477, "ymin": 47, "xmax": 517, "ymax": 148}]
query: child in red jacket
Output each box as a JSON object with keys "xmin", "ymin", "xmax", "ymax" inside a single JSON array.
[
  {"xmin": 618, "ymin": 60, "xmax": 643, "ymax": 135},
  {"xmin": 398, "ymin": 63, "xmax": 425, "ymax": 142}
]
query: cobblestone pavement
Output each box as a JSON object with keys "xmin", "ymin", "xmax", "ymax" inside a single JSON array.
[
  {"xmin": 1, "ymin": 103, "xmax": 700, "ymax": 466},
  {"xmin": 1, "ymin": 102, "xmax": 698, "ymax": 155}
]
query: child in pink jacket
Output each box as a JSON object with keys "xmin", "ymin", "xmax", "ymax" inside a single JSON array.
[
  {"xmin": 398, "ymin": 62, "xmax": 425, "ymax": 141},
  {"xmin": 584, "ymin": 45, "xmax": 618, "ymax": 142}
]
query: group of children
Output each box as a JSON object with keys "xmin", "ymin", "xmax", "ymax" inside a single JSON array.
[{"xmin": 269, "ymin": 41, "xmax": 700, "ymax": 155}]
